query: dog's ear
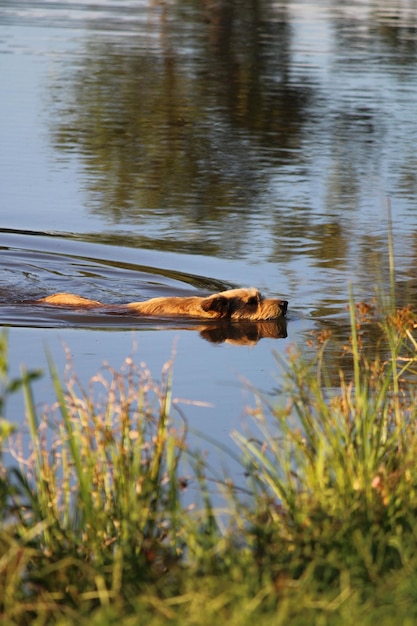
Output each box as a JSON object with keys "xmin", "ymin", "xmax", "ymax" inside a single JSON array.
[{"xmin": 201, "ymin": 295, "xmax": 230, "ymax": 317}]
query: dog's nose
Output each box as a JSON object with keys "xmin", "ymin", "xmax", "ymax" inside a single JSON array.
[{"xmin": 280, "ymin": 300, "xmax": 288, "ymax": 315}]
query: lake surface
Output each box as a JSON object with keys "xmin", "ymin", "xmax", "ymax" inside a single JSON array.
[{"xmin": 1, "ymin": 0, "xmax": 417, "ymax": 463}]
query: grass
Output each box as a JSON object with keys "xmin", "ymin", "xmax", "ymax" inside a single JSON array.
[{"xmin": 2, "ymin": 280, "xmax": 417, "ymax": 624}]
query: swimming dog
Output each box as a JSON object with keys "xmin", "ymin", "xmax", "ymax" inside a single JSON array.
[{"xmin": 36, "ymin": 287, "xmax": 288, "ymax": 321}]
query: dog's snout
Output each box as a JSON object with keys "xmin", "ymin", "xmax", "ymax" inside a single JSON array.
[{"xmin": 280, "ymin": 300, "xmax": 288, "ymax": 315}]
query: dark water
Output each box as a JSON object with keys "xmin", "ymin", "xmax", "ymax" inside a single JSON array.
[{"xmin": 1, "ymin": 1, "xmax": 417, "ymax": 453}]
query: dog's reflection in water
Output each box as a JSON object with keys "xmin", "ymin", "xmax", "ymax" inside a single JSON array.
[{"xmin": 192, "ymin": 318, "xmax": 287, "ymax": 345}]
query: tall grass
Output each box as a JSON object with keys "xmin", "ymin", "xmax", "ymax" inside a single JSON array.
[
  {"xmin": 2, "ymin": 277, "xmax": 417, "ymax": 624},
  {"xmin": 233, "ymin": 288, "xmax": 417, "ymax": 606},
  {"xmin": 17, "ymin": 351, "xmax": 195, "ymax": 604}
]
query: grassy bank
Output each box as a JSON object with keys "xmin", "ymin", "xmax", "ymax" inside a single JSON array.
[{"xmin": 2, "ymin": 290, "xmax": 417, "ymax": 625}]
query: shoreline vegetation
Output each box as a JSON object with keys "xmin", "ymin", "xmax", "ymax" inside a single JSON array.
[{"xmin": 2, "ymin": 284, "xmax": 417, "ymax": 625}]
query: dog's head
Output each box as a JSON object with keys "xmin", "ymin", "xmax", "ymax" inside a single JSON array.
[{"xmin": 200, "ymin": 288, "xmax": 288, "ymax": 321}]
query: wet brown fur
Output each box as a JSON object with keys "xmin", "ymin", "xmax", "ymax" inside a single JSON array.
[{"xmin": 36, "ymin": 287, "xmax": 288, "ymax": 321}]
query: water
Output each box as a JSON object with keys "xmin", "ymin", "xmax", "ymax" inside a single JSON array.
[{"xmin": 1, "ymin": 0, "xmax": 417, "ymax": 461}]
